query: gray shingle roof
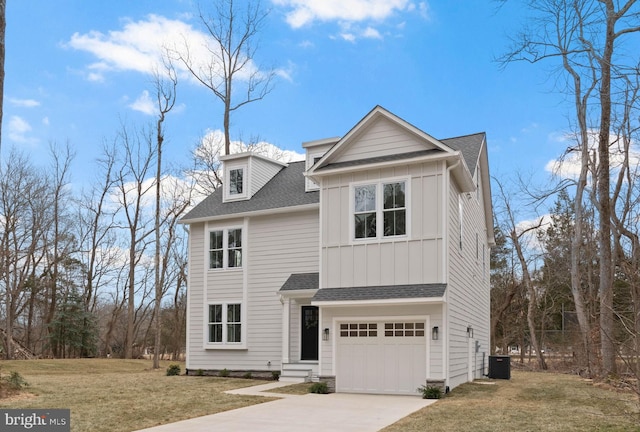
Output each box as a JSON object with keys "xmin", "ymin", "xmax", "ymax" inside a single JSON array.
[
  {"xmin": 280, "ymin": 273, "xmax": 319, "ymax": 291},
  {"xmin": 440, "ymin": 132, "xmax": 486, "ymax": 177},
  {"xmin": 181, "ymin": 161, "xmax": 319, "ymax": 222},
  {"xmin": 312, "ymin": 284, "xmax": 447, "ymax": 302}
]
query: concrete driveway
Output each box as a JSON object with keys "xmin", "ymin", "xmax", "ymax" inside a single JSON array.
[{"xmin": 135, "ymin": 382, "xmax": 435, "ymax": 432}]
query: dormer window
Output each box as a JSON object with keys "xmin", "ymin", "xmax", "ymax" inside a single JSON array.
[
  {"xmin": 229, "ymin": 168, "xmax": 244, "ymax": 195},
  {"xmin": 224, "ymin": 163, "xmax": 248, "ymax": 201}
]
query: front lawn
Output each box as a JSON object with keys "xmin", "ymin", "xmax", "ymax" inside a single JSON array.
[
  {"xmin": 0, "ymin": 359, "xmax": 273, "ymax": 432},
  {"xmin": 382, "ymin": 371, "xmax": 640, "ymax": 431}
]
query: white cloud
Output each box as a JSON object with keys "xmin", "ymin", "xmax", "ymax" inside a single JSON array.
[
  {"xmin": 7, "ymin": 116, "xmax": 37, "ymax": 144},
  {"xmin": 66, "ymin": 14, "xmax": 265, "ymax": 87},
  {"xmin": 129, "ymin": 90, "xmax": 156, "ymax": 115},
  {"xmin": 515, "ymin": 214, "xmax": 552, "ymax": 252},
  {"xmin": 274, "ymin": 0, "xmax": 413, "ymax": 28},
  {"xmin": 42, "ymin": 117, "xmax": 50, "ymax": 126},
  {"xmin": 9, "ymin": 98, "xmax": 40, "ymax": 108},
  {"xmin": 362, "ymin": 27, "xmax": 382, "ymax": 39},
  {"xmin": 545, "ymin": 130, "xmax": 640, "ymax": 180},
  {"xmin": 197, "ymin": 129, "xmax": 304, "ymax": 161},
  {"xmin": 66, "ymin": 15, "xmax": 194, "ymax": 80}
]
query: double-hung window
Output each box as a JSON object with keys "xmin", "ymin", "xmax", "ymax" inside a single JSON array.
[
  {"xmin": 208, "ymin": 303, "xmax": 242, "ymax": 344},
  {"xmin": 353, "ymin": 180, "xmax": 408, "ymax": 240},
  {"xmin": 209, "ymin": 228, "xmax": 242, "ymax": 269}
]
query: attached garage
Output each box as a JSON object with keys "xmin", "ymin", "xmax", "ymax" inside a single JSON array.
[{"xmin": 336, "ymin": 321, "xmax": 427, "ymax": 395}]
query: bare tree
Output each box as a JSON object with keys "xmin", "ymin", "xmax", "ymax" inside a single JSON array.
[
  {"xmin": 0, "ymin": 0, "xmax": 6, "ymax": 155},
  {"xmin": 175, "ymin": 0, "xmax": 275, "ymax": 155},
  {"xmin": 114, "ymin": 126, "xmax": 156, "ymax": 359},
  {"xmin": 0, "ymin": 150, "xmax": 50, "ymax": 359},
  {"xmin": 500, "ymin": 0, "xmax": 640, "ymax": 376},
  {"xmin": 494, "ymin": 178, "xmax": 548, "ymax": 369},
  {"xmin": 152, "ymin": 60, "xmax": 178, "ymax": 369}
]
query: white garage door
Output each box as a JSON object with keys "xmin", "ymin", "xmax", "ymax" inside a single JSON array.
[{"xmin": 336, "ymin": 321, "xmax": 426, "ymax": 395}]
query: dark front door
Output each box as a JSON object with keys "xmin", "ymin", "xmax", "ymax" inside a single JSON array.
[{"xmin": 301, "ymin": 306, "xmax": 319, "ymax": 361}]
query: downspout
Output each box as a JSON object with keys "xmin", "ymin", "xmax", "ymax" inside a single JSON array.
[{"xmin": 442, "ymin": 158, "xmax": 460, "ymax": 389}]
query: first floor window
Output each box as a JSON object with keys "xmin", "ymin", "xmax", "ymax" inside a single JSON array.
[
  {"xmin": 208, "ymin": 304, "xmax": 223, "ymax": 342},
  {"xmin": 208, "ymin": 303, "xmax": 242, "ymax": 343},
  {"xmin": 227, "ymin": 304, "xmax": 241, "ymax": 342}
]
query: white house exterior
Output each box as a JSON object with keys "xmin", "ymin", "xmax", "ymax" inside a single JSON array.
[{"xmin": 180, "ymin": 106, "xmax": 494, "ymax": 395}]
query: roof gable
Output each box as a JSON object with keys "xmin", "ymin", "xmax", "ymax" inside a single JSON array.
[{"xmin": 313, "ymin": 106, "xmax": 454, "ymax": 171}]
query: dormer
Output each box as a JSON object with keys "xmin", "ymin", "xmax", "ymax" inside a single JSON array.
[
  {"xmin": 221, "ymin": 152, "xmax": 288, "ymax": 202},
  {"xmin": 302, "ymin": 137, "xmax": 339, "ymax": 192}
]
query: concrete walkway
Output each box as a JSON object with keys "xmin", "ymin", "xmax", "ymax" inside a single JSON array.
[{"xmin": 136, "ymin": 382, "xmax": 435, "ymax": 432}]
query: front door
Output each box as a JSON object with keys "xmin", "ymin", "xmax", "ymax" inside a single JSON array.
[{"xmin": 301, "ymin": 306, "xmax": 319, "ymax": 361}]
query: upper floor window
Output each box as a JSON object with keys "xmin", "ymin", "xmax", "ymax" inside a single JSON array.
[
  {"xmin": 229, "ymin": 168, "xmax": 244, "ymax": 195},
  {"xmin": 209, "ymin": 228, "xmax": 242, "ymax": 269},
  {"xmin": 224, "ymin": 164, "xmax": 248, "ymax": 201},
  {"xmin": 353, "ymin": 180, "xmax": 407, "ymax": 240}
]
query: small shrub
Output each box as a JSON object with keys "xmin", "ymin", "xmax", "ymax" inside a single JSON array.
[
  {"xmin": 242, "ymin": 372, "xmax": 252, "ymax": 379},
  {"xmin": 1, "ymin": 371, "xmax": 28, "ymax": 391},
  {"xmin": 271, "ymin": 371, "xmax": 281, "ymax": 381},
  {"xmin": 166, "ymin": 364, "xmax": 181, "ymax": 376},
  {"xmin": 195, "ymin": 369, "xmax": 204, "ymax": 376},
  {"xmin": 418, "ymin": 385, "xmax": 442, "ymax": 399},
  {"xmin": 219, "ymin": 368, "xmax": 230, "ymax": 377},
  {"xmin": 309, "ymin": 382, "xmax": 329, "ymax": 394}
]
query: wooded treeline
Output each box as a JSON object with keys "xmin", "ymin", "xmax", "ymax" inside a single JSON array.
[
  {"xmin": 493, "ymin": 0, "xmax": 640, "ymax": 380},
  {"xmin": 0, "ymin": 133, "xmax": 199, "ymax": 360}
]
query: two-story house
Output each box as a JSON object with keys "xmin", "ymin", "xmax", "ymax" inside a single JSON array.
[{"xmin": 180, "ymin": 106, "xmax": 494, "ymax": 395}]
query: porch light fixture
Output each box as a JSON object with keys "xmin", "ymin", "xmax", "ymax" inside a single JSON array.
[
  {"xmin": 432, "ymin": 326, "xmax": 439, "ymax": 341},
  {"xmin": 467, "ymin": 326, "xmax": 474, "ymax": 338},
  {"xmin": 323, "ymin": 328, "xmax": 330, "ymax": 341}
]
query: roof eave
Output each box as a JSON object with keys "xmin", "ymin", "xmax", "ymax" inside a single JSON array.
[
  {"xmin": 306, "ymin": 151, "xmax": 458, "ymax": 183},
  {"xmin": 178, "ymin": 202, "xmax": 319, "ymax": 225},
  {"xmin": 312, "ymin": 297, "xmax": 446, "ymax": 307}
]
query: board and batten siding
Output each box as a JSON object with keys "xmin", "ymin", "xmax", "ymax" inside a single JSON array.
[
  {"xmin": 187, "ymin": 209, "xmax": 319, "ymax": 371},
  {"xmin": 321, "ymin": 161, "xmax": 444, "ymax": 288},
  {"xmin": 336, "ymin": 116, "xmax": 439, "ymax": 163},
  {"xmin": 445, "ymin": 168, "xmax": 491, "ymax": 389}
]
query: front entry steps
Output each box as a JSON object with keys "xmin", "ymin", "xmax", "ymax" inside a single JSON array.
[{"xmin": 280, "ymin": 362, "xmax": 319, "ymax": 383}]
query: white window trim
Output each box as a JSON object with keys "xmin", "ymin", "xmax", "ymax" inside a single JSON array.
[
  {"xmin": 223, "ymin": 163, "xmax": 248, "ymax": 202},
  {"xmin": 207, "ymin": 226, "xmax": 243, "ymax": 271},
  {"xmin": 349, "ymin": 177, "xmax": 411, "ymax": 244},
  {"xmin": 205, "ymin": 301, "xmax": 247, "ymax": 349}
]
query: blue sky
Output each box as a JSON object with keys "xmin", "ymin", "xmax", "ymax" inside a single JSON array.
[{"xmin": 5, "ymin": 0, "xmax": 572, "ymax": 195}]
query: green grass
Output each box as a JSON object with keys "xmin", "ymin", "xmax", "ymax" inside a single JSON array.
[
  {"xmin": 1, "ymin": 360, "xmax": 638, "ymax": 432},
  {"xmin": 382, "ymin": 371, "xmax": 640, "ymax": 432},
  {"xmin": 0, "ymin": 359, "xmax": 274, "ymax": 432},
  {"xmin": 265, "ymin": 382, "xmax": 313, "ymax": 395}
]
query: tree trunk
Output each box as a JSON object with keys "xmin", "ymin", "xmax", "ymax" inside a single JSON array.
[{"xmin": 597, "ymin": 1, "xmax": 617, "ymax": 376}]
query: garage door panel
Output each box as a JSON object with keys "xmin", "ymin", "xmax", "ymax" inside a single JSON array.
[{"xmin": 337, "ymin": 320, "xmax": 426, "ymax": 395}]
